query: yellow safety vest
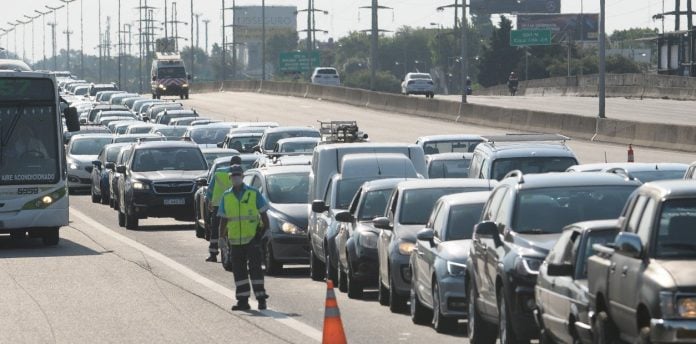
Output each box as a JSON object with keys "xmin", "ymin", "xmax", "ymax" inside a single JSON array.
[
  {"xmin": 211, "ymin": 171, "xmax": 232, "ymax": 206},
  {"xmin": 223, "ymin": 189, "xmax": 260, "ymax": 245}
]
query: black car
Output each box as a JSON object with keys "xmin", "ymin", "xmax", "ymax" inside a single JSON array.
[
  {"xmin": 534, "ymin": 220, "xmax": 618, "ymax": 344},
  {"xmin": 243, "ymin": 165, "xmax": 312, "ymax": 275},
  {"xmin": 467, "ymin": 172, "xmax": 640, "ymax": 344},
  {"xmin": 116, "ymin": 141, "xmax": 208, "ymax": 230},
  {"xmin": 90, "ymin": 143, "xmax": 129, "ymax": 204}
]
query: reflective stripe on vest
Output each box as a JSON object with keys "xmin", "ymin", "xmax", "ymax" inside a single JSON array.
[
  {"xmin": 211, "ymin": 171, "xmax": 232, "ymax": 206},
  {"xmin": 223, "ymin": 189, "xmax": 259, "ymax": 245}
]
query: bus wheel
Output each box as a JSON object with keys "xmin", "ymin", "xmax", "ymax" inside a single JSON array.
[{"xmin": 42, "ymin": 228, "xmax": 59, "ymax": 246}]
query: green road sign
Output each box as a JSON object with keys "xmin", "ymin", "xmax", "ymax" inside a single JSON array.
[
  {"xmin": 510, "ymin": 29, "xmax": 552, "ymax": 46},
  {"xmin": 279, "ymin": 51, "xmax": 321, "ymax": 73}
]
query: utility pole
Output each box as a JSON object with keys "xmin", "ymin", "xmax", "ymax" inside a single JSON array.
[
  {"xmin": 35, "ymin": 10, "xmax": 50, "ymax": 70},
  {"xmin": 360, "ymin": 1, "xmax": 391, "ymax": 91},
  {"xmin": 688, "ymin": 0, "xmax": 693, "ymax": 77},
  {"xmin": 194, "ymin": 14, "xmax": 201, "ymax": 49},
  {"xmin": 80, "ymin": 0, "xmax": 84, "ymax": 76},
  {"xmin": 59, "ymin": 0, "xmax": 77, "ymax": 71},
  {"xmin": 170, "ymin": 2, "xmax": 188, "ymax": 51},
  {"xmin": 190, "ymin": 0, "xmax": 195, "ymax": 80},
  {"xmin": 24, "ymin": 15, "xmax": 41, "ymax": 66},
  {"xmin": 221, "ymin": 0, "xmax": 226, "ymax": 81},
  {"xmin": 98, "ymin": 0, "xmax": 103, "ymax": 82},
  {"xmin": 298, "ymin": 1, "xmax": 329, "ymax": 52},
  {"xmin": 118, "ymin": 0, "xmax": 122, "ymax": 88},
  {"xmin": 262, "ymin": 0, "xmax": 266, "ymax": 80},
  {"xmin": 164, "ymin": 0, "xmax": 168, "ymax": 45},
  {"xmin": 47, "ymin": 22, "xmax": 57, "ymax": 70},
  {"xmin": 17, "ymin": 20, "xmax": 28, "ymax": 62},
  {"xmin": 203, "ymin": 19, "xmax": 210, "ymax": 54},
  {"xmin": 224, "ymin": 0, "xmax": 246, "ymax": 80},
  {"xmin": 437, "ymin": 1, "xmax": 468, "ymax": 103},
  {"xmin": 119, "ymin": 24, "xmax": 130, "ymax": 89},
  {"xmin": 599, "ymin": 0, "xmax": 606, "ymax": 118}
]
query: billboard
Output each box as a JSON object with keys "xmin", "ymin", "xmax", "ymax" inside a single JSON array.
[
  {"xmin": 517, "ymin": 13, "xmax": 599, "ymax": 42},
  {"xmin": 470, "ymin": 0, "xmax": 560, "ymax": 14},
  {"xmin": 233, "ymin": 6, "xmax": 297, "ymax": 42}
]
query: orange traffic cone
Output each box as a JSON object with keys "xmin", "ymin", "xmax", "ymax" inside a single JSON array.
[
  {"xmin": 322, "ymin": 280, "xmax": 347, "ymax": 344},
  {"xmin": 627, "ymin": 144, "xmax": 635, "ymax": 163}
]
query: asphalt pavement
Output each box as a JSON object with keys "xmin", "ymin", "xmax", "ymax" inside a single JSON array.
[{"xmin": 1, "ymin": 91, "xmax": 694, "ymax": 343}]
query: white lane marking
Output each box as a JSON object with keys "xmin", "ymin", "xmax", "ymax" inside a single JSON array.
[{"xmin": 70, "ymin": 208, "xmax": 322, "ymax": 342}]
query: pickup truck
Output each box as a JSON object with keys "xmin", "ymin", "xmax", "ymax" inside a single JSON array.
[{"xmin": 588, "ymin": 180, "xmax": 696, "ymax": 344}]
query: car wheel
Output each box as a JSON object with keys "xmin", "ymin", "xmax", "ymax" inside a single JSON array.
[
  {"xmin": 118, "ymin": 209, "xmax": 126, "ymax": 227},
  {"xmin": 180, "ymin": 93, "xmax": 185, "ymax": 100},
  {"xmin": 433, "ymin": 281, "xmax": 458, "ymax": 333},
  {"xmin": 468, "ymin": 283, "xmax": 497, "ymax": 344},
  {"xmin": 125, "ymin": 208, "xmax": 139, "ymax": 230},
  {"xmin": 9, "ymin": 230, "xmax": 25, "ymax": 241},
  {"xmin": 309, "ymin": 246, "xmax": 326, "ymax": 281},
  {"xmin": 410, "ymin": 282, "xmax": 432, "ymax": 325},
  {"xmin": 264, "ymin": 241, "xmax": 283, "ymax": 276},
  {"xmin": 325, "ymin": 245, "xmax": 338, "ymax": 284},
  {"xmin": 592, "ymin": 311, "xmax": 618, "ymax": 344},
  {"xmin": 499, "ymin": 290, "xmax": 528, "ymax": 344},
  {"xmin": 389, "ymin": 274, "xmax": 407, "ymax": 313},
  {"xmin": 41, "ymin": 228, "xmax": 59, "ymax": 246},
  {"xmin": 100, "ymin": 192, "xmax": 109, "ymax": 205},
  {"xmin": 346, "ymin": 258, "xmax": 363, "ymax": 299},
  {"xmin": 337, "ymin": 265, "xmax": 348, "ymax": 293},
  {"xmin": 378, "ymin": 274, "xmax": 389, "ymax": 306}
]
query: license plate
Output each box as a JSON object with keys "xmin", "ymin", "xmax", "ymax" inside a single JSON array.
[{"xmin": 164, "ymin": 198, "xmax": 185, "ymax": 205}]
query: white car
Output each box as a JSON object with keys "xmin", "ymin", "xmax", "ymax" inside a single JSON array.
[
  {"xmin": 311, "ymin": 67, "xmax": 341, "ymax": 86},
  {"xmin": 401, "ymin": 72, "xmax": 435, "ymax": 98}
]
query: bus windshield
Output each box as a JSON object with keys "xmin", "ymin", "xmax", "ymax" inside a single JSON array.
[
  {"xmin": 0, "ymin": 78, "xmax": 60, "ymax": 185},
  {"xmin": 157, "ymin": 67, "xmax": 186, "ymax": 78}
]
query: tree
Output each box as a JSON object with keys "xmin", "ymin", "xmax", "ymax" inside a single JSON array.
[
  {"xmin": 343, "ymin": 70, "xmax": 400, "ymax": 93},
  {"xmin": 265, "ymin": 29, "xmax": 299, "ymax": 71},
  {"xmin": 477, "ymin": 16, "xmax": 523, "ymax": 87}
]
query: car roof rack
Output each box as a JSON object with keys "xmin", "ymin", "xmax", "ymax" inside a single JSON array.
[
  {"xmin": 318, "ymin": 120, "xmax": 369, "ymax": 144},
  {"xmin": 503, "ymin": 169, "xmax": 525, "ymax": 183},
  {"xmin": 481, "ymin": 133, "xmax": 570, "ymax": 145}
]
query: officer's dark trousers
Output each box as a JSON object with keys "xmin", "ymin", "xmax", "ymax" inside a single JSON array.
[
  {"xmin": 208, "ymin": 208, "xmax": 220, "ymax": 255},
  {"xmin": 229, "ymin": 238, "xmax": 268, "ymax": 302}
]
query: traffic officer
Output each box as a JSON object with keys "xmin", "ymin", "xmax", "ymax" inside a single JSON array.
[
  {"xmin": 218, "ymin": 163, "xmax": 270, "ymax": 311},
  {"xmin": 205, "ymin": 155, "xmax": 242, "ymax": 262}
]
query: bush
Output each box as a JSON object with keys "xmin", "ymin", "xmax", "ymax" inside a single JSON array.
[{"xmin": 342, "ymin": 70, "xmax": 401, "ymax": 93}]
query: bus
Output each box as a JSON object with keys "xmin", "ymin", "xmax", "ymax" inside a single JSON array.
[{"xmin": 0, "ymin": 71, "xmax": 80, "ymax": 245}]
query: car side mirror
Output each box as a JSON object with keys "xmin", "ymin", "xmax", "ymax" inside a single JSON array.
[
  {"xmin": 85, "ymin": 166, "xmax": 94, "ymax": 173},
  {"xmin": 311, "ymin": 200, "xmax": 328, "ymax": 213},
  {"xmin": 115, "ymin": 165, "xmax": 127, "ymax": 174},
  {"xmin": 217, "ymin": 142, "xmax": 224, "ymax": 148},
  {"xmin": 615, "ymin": 232, "xmax": 643, "ymax": 259},
  {"xmin": 547, "ymin": 263, "xmax": 574, "ymax": 277},
  {"xmin": 474, "ymin": 221, "xmax": 503, "ymax": 247},
  {"xmin": 63, "ymin": 107, "xmax": 80, "ymax": 132},
  {"xmin": 334, "ymin": 211, "xmax": 354, "ymax": 223},
  {"xmin": 80, "ymin": 118, "xmax": 87, "ymax": 124},
  {"xmin": 373, "ymin": 217, "xmax": 392, "ymax": 231},
  {"xmin": 92, "ymin": 160, "xmax": 102, "ymax": 169},
  {"xmin": 253, "ymin": 145, "xmax": 261, "ymax": 153},
  {"xmin": 104, "ymin": 162, "xmax": 115, "ymax": 170},
  {"xmin": 416, "ymin": 228, "xmax": 435, "ymax": 246},
  {"xmin": 187, "ymin": 74, "xmax": 192, "ymax": 80},
  {"xmin": 195, "ymin": 177, "xmax": 208, "ymax": 187}
]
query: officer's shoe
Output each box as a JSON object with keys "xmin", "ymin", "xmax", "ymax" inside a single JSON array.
[
  {"xmin": 258, "ymin": 299, "xmax": 267, "ymax": 310},
  {"xmin": 205, "ymin": 254, "xmax": 217, "ymax": 262},
  {"xmin": 231, "ymin": 302, "xmax": 251, "ymax": 311}
]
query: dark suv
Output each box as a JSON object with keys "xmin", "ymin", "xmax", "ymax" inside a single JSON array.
[
  {"xmin": 116, "ymin": 141, "xmax": 208, "ymax": 230},
  {"xmin": 467, "ymin": 172, "xmax": 640, "ymax": 344}
]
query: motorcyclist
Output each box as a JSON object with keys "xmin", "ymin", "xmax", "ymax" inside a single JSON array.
[{"xmin": 507, "ymin": 72, "xmax": 519, "ymax": 96}]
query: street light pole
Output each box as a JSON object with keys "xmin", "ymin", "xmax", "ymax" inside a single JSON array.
[
  {"xmin": 438, "ymin": 1, "xmax": 468, "ymax": 103},
  {"xmin": 262, "ymin": 0, "xmax": 266, "ymax": 80},
  {"xmin": 59, "ymin": 0, "xmax": 76, "ymax": 71},
  {"xmin": 35, "ymin": 10, "xmax": 50, "ymax": 70},
  {"xmin": 598, "ymin": 0, "xmax": 606, "ymax": 118}
]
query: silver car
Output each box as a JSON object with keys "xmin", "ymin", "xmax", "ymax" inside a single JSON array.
[{"xmin": 66, "ymin": 134, "xmax": 115, "ymax": 191}]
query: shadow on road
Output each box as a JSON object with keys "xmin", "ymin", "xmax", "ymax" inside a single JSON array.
[
  {"xmin": 0, "ymin": 235, "xmax": 103, "ymax": 258},
  {"xmin": 135, "ymin": 224, "xmax": 195, "ymax": 232}
]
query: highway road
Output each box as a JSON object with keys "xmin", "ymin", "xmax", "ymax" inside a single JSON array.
[
  {"xmin": 1, "ymin": 91, "xmax": 694, "ymax": 343},
  {"xmin": 441, "ymin": 94, "xmax": 696, "ymax": 126}
]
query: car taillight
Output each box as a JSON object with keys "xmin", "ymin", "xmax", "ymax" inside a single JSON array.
[{"xmin": 408, "ymin": 80, "xmax": 415, "ymax": 85}]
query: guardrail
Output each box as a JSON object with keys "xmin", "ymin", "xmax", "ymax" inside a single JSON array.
[
  {"xmin": 478, "ymin": 73, "xmax": 696, "ymax": 101},
  {"xmin": 191, "ymin": 80, "xmax": 696, "ymax": 152}
]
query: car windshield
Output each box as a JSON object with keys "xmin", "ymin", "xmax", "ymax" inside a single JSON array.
[
  {"xmin": 400, "ymin": 187, "xmax": 483, "ymax": 225},
  {"xmin": 155, "ymin": 127, "xmax": 187, "ymax": 139},
  {"xmin": 358, "ymin": 189, "xmax": 393, "ymax": 221},
  {"xmin": 423, "ymin": 140, "xmax": 481, "ymax": 154},
  {"xmin": 227, "ymin": 136, "xmax": 261, "ymax": 153},
  {"xmin": 492, "ymin": 157, "xmax": 578, "ymax": 181},
  {"xmin": 264, "ymin": 131, "xmax": 320, "ymax": 150},
  {"xmin": 429, "ymin": 159, "xmax": 471, "ymax": 178},
  {"xmin": 576, "ymin": 230, "xmax": 617, "ymax": 278},
  {"xmin": 410, "ymin": 73, "xmax": 432, "ymax": 79},
  {"xmin": 70, "ymin": 137, "xmax": 113, "ymax": 155},
  {"xmin": 129, "ymin": 126, "xmax": 153, "ymax": 134},
  {"xmin": 512, "ymin": 186, "xmax": 636, "ymax": 234},
  {"xmin": 90, "ymin": 86, "xmax": 116, "ymax": 96},
  {"xmin": 266, "ymin": 172, "xmax": 310, "ymax": 204},
  {"xmin": 655, "ymin": 199, "xmax": 696, "ymax": 259},
  {"xmin": 631, "ymin": 170, "xmax": 686, "ymax": 183},
  {"xmin": 279, "ymin": 141, "xmax": 318, "ymax": 153},
  {"xmin": 131, "ymin": 147, "xmax": 206, "ymax": 172},
  {"xmin": 445, "ymin": 203, "xmax": 486, "ymax": 241},
  {"xmin": 158, "ymin": 67, "xmax": 186, "ymax": 78},
  {"xmin": 191, "ymin": 127, "xmax": 229, "ymax": 145},
  {"xmin": 336, "ymin": 178, "xmax": 373, "ymax": 209},
  {"xmin": 74, "ymin": 87, "xmax": 89, "ymax": 96},
  {"xmin": 106, "ymin": 146, "xmax": 124, "ymax": 162}
]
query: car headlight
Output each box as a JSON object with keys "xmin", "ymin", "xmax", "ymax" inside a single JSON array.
[
  {"xmin": 69, "ymin": 162, "xmax": 79, "ymax": 170},
  {"xmin": 357, "ymin": 232, "xmax": 378, "ymax": 249},
  {"xmin": 514, "ymin": 256, "xmax": 542, "ymax": 276},
  {"xmin": 447, "ymin": 261, "xmax": 467, "ymax": 276},
  {"xmin": 132, "ymin": 180, "xmax": 150, "ymax": 190},
  {"xmin": 159, "ymin": 84, "xmax": 166, "ymax": 90},
  {"xmin": 182, "ymin": 83, "xmax": 189, "ymax": 88},
  {"xmin": 398, "ymin": 241, "xmax": 415, "ymax": 255},
  {"xmin": 660, "ymin": 292, "xmax": 696, "ymax": 319},
  {"xmin": 281, "ymin": 222, "xmax": 303, "ymax": 235}
]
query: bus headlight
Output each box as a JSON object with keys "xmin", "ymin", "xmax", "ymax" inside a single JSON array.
[
  {"xmin": 41, "ymin": 195, "xmax": 54, "ymax": 205},
  {"xmin": 158, "ymin": 84, "xmax": 166, "ymax": 90},
  {"xmin": 22, "ymin": 188, "xmax": 66, "ymax": 210}
]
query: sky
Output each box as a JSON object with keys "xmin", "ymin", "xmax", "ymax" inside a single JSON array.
[{"xmin": 0, "ymin": 0, "xmax": 678, "ymax": 64}]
